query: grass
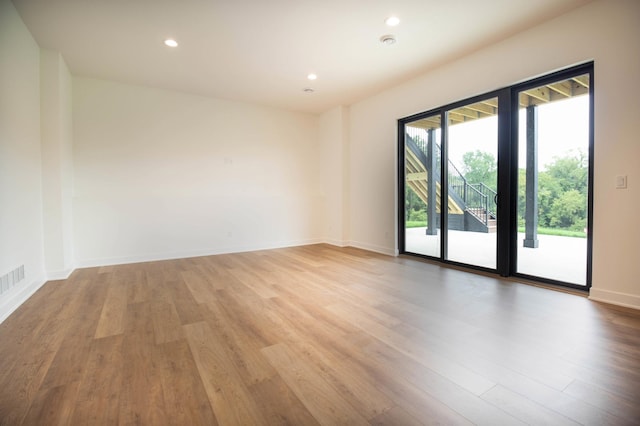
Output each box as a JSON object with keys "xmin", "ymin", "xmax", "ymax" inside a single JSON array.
[
  {"xmin": 405, "ymin": 221, "xmax": 586, "ymax": 238},
  {"xmin": 518, "ymin": 226, "xmax": 586, "ymax": 238},
  {"xmin": 405, "ymin": 221, "xmax": 427, "ymax": 228}
]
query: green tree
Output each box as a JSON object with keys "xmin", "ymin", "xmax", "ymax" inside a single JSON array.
[
  {"xmin": 537, "ymin": 172, "xmax": 562, "ymax": 227},
  {"xmin": 461, "ymin": 150, "xmax": 497, "ymax": 191},
  {"xmin": 519, "ymin": 150, "xmax": 588, "ymax": 231},
  {"xmin": 458, "ymin": 150, "xmax": 588, "ymax": 232},
  {"xmin": 546, "ymin": 150, "xmax": 588, "ymax": 195},
  {"xmin": 405, "ymin": 187, "xmax": 427, "ymax": 222},
  {"xmin": 549, "ymin": 189, "xmax": 586, "ymax": 229},
  {"xmin": 518, "ymin": 169, "xmax": 560, "ymax": 228}
]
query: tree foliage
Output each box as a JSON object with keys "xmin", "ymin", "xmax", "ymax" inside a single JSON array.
[
  {"xmin": 405, "ymin": 148, "xmax": 588, "ymax": 233},
  {"xmin": 463, "ymin": 149, "xmax": 588, "ymax": 232},
  {"xmin": 461, "ymin": 150, "xmax": 497, "ymax": 191},
  {"xmin": 542, "ymin": 150, "xmax": 588, "ymax": 230},
  {"xmin": 549, "ymin": 189, "xmax": 585, "ymax": 229},
  {"xmin": 405, "ymin": 186, "xmax": 427, "ymax": 222}
]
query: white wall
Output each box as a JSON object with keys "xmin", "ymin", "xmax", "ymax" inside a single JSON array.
[
  {"xmin": 319, "ymin": 106, "xmax": 350, "ymax": 246},
  {"xmin": 40, "ymin": 49, "xmax": 74, "ymax": 279},
  {"xmin": 346, "ymin": 0, "xmax": 640, "ymax": 308},
  {"xmin": 0, "ymin": 0, "xmax": 46, "ymax": 322},
  {"xmin": 72, "ymin": 77, "xmax": 322, "ymax": 266}
]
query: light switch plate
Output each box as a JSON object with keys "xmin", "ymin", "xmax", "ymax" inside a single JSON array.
[{"xmin": 616, "ymin": 175, "xmax": 627, "ymax": 189}]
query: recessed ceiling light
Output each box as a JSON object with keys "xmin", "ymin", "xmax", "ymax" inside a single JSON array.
[
  {"xmin": 380, "ymin": 34, "xmax": 397, "ymax": 45},
  {"xmin": 307, "ymin": 73, "xmax": 317, "ymax": 81},
  {"xmin": 164, "ymin": 39, "xmax": 178, "ymax": 47},
  {"xmin": 303, "ymin": 88, "xmax": 315, "ymax": 93},
  {"xmin": 385, "ymin": 16, "xmax": 400, "ymax": 26}
]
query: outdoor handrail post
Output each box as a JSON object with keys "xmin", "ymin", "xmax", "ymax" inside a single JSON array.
[{"xmin": 484, "ymin": 194, "xmax": 488, "ymax": 226}]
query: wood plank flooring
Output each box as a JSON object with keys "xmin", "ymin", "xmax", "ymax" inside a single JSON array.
[{"xmin": 1, "ymin": 244, "xmax": 639, "ymax": 425}]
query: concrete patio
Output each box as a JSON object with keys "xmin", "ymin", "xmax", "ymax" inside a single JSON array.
[{"xmin": 405, "ymin": 227, "xmax": 587, "ymax": 286}]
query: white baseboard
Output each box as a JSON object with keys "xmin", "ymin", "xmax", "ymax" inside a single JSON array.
[
  {"xmin": 46, "ymin": 267, "xmax": 76, "ymax": 281},
  {"xmin": 589, "ymin": 288, "xmax": 640, "ymax": 310},
  {"xmin": 347, "ymin": 240, "xmax": 396, "ymax": 257},
  {"xmin": 322, "ymin": 238, "xmax": 350, "ymax": 248},
  {"xmin": 0, "ymin": 277, "xmax": 47, "ymax": 324},
  {"xmin": 75, "ymin": 238, "xmax": 325, "ymax": 268}
]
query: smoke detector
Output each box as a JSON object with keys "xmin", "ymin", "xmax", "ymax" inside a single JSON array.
[{"xmin": 380, "ymin": 34, "xmax": 397, "ymax": 45}]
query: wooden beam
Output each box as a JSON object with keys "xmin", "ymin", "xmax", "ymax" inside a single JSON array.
[
  {"xmin": 447, "ymin": 196, "xmax": 464, "ymax": 214},
  {"xmin": 408, "ymin": 117, "xmax": 440, "ymax": 130},
  {"xmin": 519, "ymin": 93, "xmax": 535, "ymax": 108},
  {"xmin": 483, "ymin": 98, "xmax": 498, "ymax": 108},
  {"xmin": 406, "ymin": 150, "xmax": 425, "ymax": 172},
  {"xmin": 466, "ymin": 102, "xmax": 497, "ymax": 116},
  {"xmin": 547, "ymin": 82, "xmax": 572, "ymax": 98},
  {"xmin": 407, "ymin": 181, "xmax": 429, "ymax": 204},
  {"xmin": 570, "ymin": 83, "xmax": 589, "ymax": 97},
  {"xmin": 406, "ymin": 172, "xmax": 427, "ymax": 181},
  {"xmin": 573, "ymin": 75, "xmax": 589, "ymax": 88},
  {"xmin": 447, "ymin": 111, "xmax": 466, "ymax": 124},
  {"xmin": 523, "ymin": 87, "xmax": 551, "ymax": 103},
  {"xmin": 451, "ymin": 107, "xmax": 480, "ymax": 120}
]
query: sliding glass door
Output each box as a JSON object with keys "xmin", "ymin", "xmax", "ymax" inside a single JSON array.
[
  {"xmin": 445, "ymin": 98, "xmax": 499, "ymax": 269},
  {"xmin": 403, "ymin": 114, "xmax": 442, "ymax": 258},
  {"xmin": 401, "ymin": 94, "xmax": 501, "ymax": 271},
  {"xmin": 515, "ymin": 73, "xmax": 591, "ymax": 286},
  {"xmin": 398, "ymin": 63, "xmax": 593, "ymax": 290}
]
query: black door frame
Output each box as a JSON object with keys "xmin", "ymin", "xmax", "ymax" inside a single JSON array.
[
  {"xmin": 398, "ymin": 89, "xmax": 507, "ymax": 274},
  {"xmin": 508, "ymin": 63, "xmax": 594, "ymax": 290},
  {"xmin": 398, "ymin": 62, "xmax": 594, "ymax": 290}
]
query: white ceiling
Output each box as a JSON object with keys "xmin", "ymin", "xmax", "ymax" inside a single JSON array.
[{"xmin": 12, "ymin": 0, "xmax": 593, "ymax": 114}]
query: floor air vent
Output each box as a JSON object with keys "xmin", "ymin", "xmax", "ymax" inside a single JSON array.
[{"xmin": 0, "ymin": 265, "xmax": 25, "ymax": 295}]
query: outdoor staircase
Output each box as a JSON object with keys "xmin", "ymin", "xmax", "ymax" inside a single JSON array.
[
  {"xmin": 405, "ymin": 142, "xmax": 463, "ymax": 215},
  {"xmin": 405, "ymin": 131, "xmax": 497, "ymax": 233},
  {"xmin": 466, "ymin": 208, "xmax": 497, "ymax": 233}
]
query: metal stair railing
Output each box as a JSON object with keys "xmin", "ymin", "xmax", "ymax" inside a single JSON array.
[
  {"xmin": 469, "ymin": 183, "xmax": 497, "ymax": 220},
  {"xmin": 406, "ymin": 127, "xmax": 497, "ymax": 227},
  {"xmin": 464, "ymin": 185, "xmax": 490, "ymax": 226}
]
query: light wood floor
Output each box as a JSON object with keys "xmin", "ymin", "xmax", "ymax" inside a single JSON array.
[{"xmin": 1, "ymin": 244, "xmax": 639, "ymax": 425}]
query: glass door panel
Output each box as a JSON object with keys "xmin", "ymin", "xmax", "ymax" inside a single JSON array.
[
  {"xmin": 516, "ymin": 74, "xmax": 590, "ymax": 285},
  {"xmin": 404, "ymin": 115, "xmax": 441, "ymax": 257},
  {"xmin": 445, "ymin": 98, "xmax": 499, "ymax": 269},
  {"xmin": 399, "ymin": 64, "xmax": 592, "ymax": 289}
]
